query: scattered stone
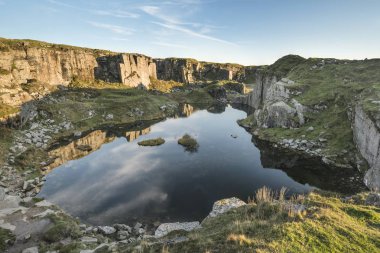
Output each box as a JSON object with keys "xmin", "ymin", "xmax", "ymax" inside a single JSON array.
[
  {"xmin": 365, "ymin": 193, "xmax": 380, "ymax": 207},
  {"xmin": 307, "ymin": 126, "xmax": 314, "ymax": 132},
  {"xmin": 114, "ymin": 224, "xmax": 131, "ymax": 232},
  {"xmin": 22, "ymin": 247, "xmax": 39, "ymax": 253},
  {"xmin": 33, "ymin": 209, "xmax": 55, "ymax": 218},
  {"xmin": 207, "ymin": 197, "xmax": 246, "ymax": 218},
  {"xmin": 116, "ymin": 230, "xmax": 130, "ymax": 240},
  {"xmin": 98, "ymin": 226, "xmax": 116, "ymax": 235},
  {"xmin": 81, "ymin": 236, "xmax": 98, "ymax": 244},
  {"xmin": 105, "ymin": 113, "xmax": 114, "ymax": 120},
  {"xmin": 154, "ymin": 222, "xmax": 201, "ymax": 238}
]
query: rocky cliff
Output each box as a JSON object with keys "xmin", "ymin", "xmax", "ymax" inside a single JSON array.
[
  {"xmin": 155, "ymin": 58, "xmax": 254, "ymax": 84},
  {"xmin": 239, "ymin": 58, "xmax": 307, "ymax": 128},
  {"xmin": 238, "ymin": 55, "xmax": 380, "ymax": 191},
  {"xmin": 0, "ymin": 38, "xmax": 157, "ymax": 107},
  {"xmin": 95, "ymin": 54, "xmax": 156, "ymax": 87},
  {"xmin": 354, "ymin": 105, "xmax": 380, "ymax": 191}
]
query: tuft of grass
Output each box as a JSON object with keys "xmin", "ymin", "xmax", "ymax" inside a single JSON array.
[
  {"xmin": 125, "ymin": 191, "xmax": 380, "ymax": 253},
  {"xmin": 138, "ymin": 137, "xmax": 165, "ymax": 146},
  {"xmin": 43, "ymin": 213, "xmax": 82, "ymax": 243},
  {"xmin": 149, "ymin": 77, "xmax": 183, "ymax": 92},
  {"xmin": 0, "ymin": 68, "xmax": 10, "ymax": 75},
  {"xmin": 0, "ymin": 228, "xmax": 15, "ymax": 252},
  {"xmin": 178, "ymin": 134, "xmax": 199, "ymax": 152},
  {"xmin": 0, "ymin": 103, "xmax": 19, "ymax": 118}
]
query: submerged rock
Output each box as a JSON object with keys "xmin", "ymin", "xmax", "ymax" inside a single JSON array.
[
  {"xmin": 207, "ymin": 197, "xmax": 246, "ymax": 218},
  {"xmin": 154, "ymin": 222, "xmax": 201, "ymax": 238}
]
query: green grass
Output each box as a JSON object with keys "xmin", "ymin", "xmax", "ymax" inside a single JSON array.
[
  {"xmin": 0, "ymin": 37, "xmax": 114, "ymax": 57},
  {"xmin": 0, "ymin": 126, "xmax": 14, "ymax": 167},
  {"xmin": 178, "ymin": 134, "xmax": 199, "ymax": 152},
  {"xmin": 149, "ymin": 77, "xmax": 183, "ymax": 92},
  {"xmin": 0, "ymin": 103, "xmax": 19, "ymax": 118},
  {"xmin": 126, "ymin": 191, "xmax": 380, "ymax": 253},
  {"xmin": 0, "ymin": 228, "xmax": 15, "ymax": 252},
  {"xmin": 0, "ymin": 68, "xmax": 10, "ymax": 75},
  {"xmin": 43, "ymin": 213, "xmax": 82, "ymax": 243},
  {"xmin": 138, "ymin": 137, "xmax": 165, "ymax": 146}
]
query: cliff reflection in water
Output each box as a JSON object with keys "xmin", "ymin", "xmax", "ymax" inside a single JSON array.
[
  {"xmin": 45, "ymin": 127, "xmax": 151, "ymax": 173},
  {"xmin": 253, "ymin": 138, "xmax": 366, "ymax": 193}
]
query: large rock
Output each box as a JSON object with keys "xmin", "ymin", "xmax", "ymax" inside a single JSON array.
[
  {"xmin": 98, "ymin": 226, "xmax": 116, "ymax": 235},
  {"xmin": 154, "ymin": 222, "xmax": 201, "ymax": 238},
  {"xmin": 154, "ymin": 58, "xmax": 253, "ymax": 84},
  {"xmin": 353, "ymin": 105, "xmax": 380, "ymax": 191},
  {"xmin": 22, "ymin": 247, "xmax": 39, "ymax": 253},
  {"xmin": 0, "ymin": 38, "xmax": 157, "ymax": 107},
  {"xmin": 207, "ymin": 197, "xmax": 246, "ymax": 218},
  {"xmin": 95, "ymin": 54, "xmax": 156, "ymax": 87}
]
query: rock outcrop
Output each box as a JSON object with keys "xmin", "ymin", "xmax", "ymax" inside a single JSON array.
[
  {"xmin": 0, "ymin": 38, "xmax": 157, "ymax": 107},
  {"xmin": 95, "ymin": 54, "xmax": 156, "ymax": 87},
  {"xmin": 353, "ymin": 105, "xmax": 380, "ymax": 191},
  {"xmin": 242, "ymin": 72, "xmax": 306, "ymax": 128},
  {"xmin": 155, "ymin": 58, "xmax": 254, "ymax": 84}
]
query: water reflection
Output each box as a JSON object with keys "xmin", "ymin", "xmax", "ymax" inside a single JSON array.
[{"xmin": 38, "ymin": 105, "xmax": 363, "ymax": 226}]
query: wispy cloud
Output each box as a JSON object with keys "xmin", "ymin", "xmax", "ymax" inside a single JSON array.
[
  {"xmin": 91, "ymin": 10, "xmax": 140, "ymax": 19},
  {"xmin": 48, "ymin": 0, "xmax": 139, "ymax": 19},
  {"xmin": 140, "ymin": 5, "xmax": 236, "ymax": 45},
  {"xmin": 152, "ymin": 41, "xmax": 188, "ymax": 49},
  {"xmin": 152, "ymin": 21, "xmax": 236, "ymax": 45},
  {"xmin": 46, "ymin": 0, "xmax": 77, "ymax": 9},
  {"xmin": 87, "ymin": 21, "xmax": 135, "ymax": 36}
]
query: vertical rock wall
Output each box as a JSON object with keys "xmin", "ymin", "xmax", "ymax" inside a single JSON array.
[
  {"xmin": 155, "ymin": 58, "xmax": 251, "ymax": 84},
  {"xmin": 353, "ymin": 105, "xmax": 380, "ymax": 191}
]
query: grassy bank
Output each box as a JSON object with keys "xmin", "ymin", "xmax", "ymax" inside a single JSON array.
[{"xmin": 123, "ymin": 191, "xmax": 380, "ymax": 253}]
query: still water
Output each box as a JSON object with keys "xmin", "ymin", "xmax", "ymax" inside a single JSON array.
[{"xmin": 39, "ymin": 105, "xmax": 316, "ymax": 225}]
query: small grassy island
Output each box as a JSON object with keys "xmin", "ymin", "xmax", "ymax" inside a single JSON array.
[
  {"xmin": 137, "ymin": 137, "xmax": 165, "ymax": 146},
  {"xmin": 178, "ymin": 134, "xmax": 199, "ymax": 152}
]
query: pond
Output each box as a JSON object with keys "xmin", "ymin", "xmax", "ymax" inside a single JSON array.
[{"xmin": 38, "ymin": 105, "xmax": 362, "ymax": 226}]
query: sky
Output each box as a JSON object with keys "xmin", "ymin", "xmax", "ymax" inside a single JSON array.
[{"xmin": 0, "ymin": 0, "xmax": 379, "ymax": 65}]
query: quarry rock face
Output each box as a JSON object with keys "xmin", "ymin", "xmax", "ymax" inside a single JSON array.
[
  {"xmin": 95, "ymin": 54, "xmax": 157, "ymax": 87},
  {"xmin": 242, "ymin": 72, "xmax": 306, "ymax": 128},
  {"xmin": 353, "ymin": 105, "xmax": 380, "ymax": 191},
  {"xmin": 0, "ymin": 39, "xmax": 156, "ymax": 107},
  {"xmin": 155, "ymin": 58, "xmax": 252, "ymax": 84}
]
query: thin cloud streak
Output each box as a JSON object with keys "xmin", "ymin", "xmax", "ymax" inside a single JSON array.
[
  {"xmin": 87, "ymin": 21, "xmax": 135, "ymax": 36},
  {"xmin": 141, "ymin": 5, "xmax": 236, "ymax": 45},
  {"xmin": 152, "ymin": 41, "xmax": 188, "ymax": 49},
  {"xmin": 91, "ymin": 10, "xmax": 140, "ymax": 19},
  {"xmin": 152, "ymin": 22, "xmax": 237, "ymax": 45}
]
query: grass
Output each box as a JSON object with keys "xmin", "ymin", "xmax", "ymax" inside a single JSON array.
[
  {"xmin": 0, "ymin": 68, "xmax": 10, "ymax": 75},
  {"xmin": 0, "ymin": 126, "xmax": 14, "ymax": 167},
  {"xmin": 149, "ymin": 77, "xmax": 183, "ymax": 92},
  {"xmin": 0, "ymin": 103, "xmax": 19, "ymax": 118},
  {"xmin": 178, "ymin": 134, "xmax": 199, "ymax": 152},
  {"xmin": 0, "ymin": 37, "xmax": 115, "ymax": 57},
  {"xmin": 138, "ymin": 137, "xmax": 165, "ymax": 146},
  {"xmin": 0, "ymin": 228, "xmax": 15, "ymax": 252},
  {"xmin": 125, "ymin": 189, "xmax": 380, "ymax": 253},
  {"xmin": 43, "ymin": 213, "xmax": 82, "ymax": 243}
]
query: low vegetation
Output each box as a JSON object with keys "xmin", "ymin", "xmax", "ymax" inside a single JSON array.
[
  {"xmin": 0, "ymin": 228, "xmax": 15, "ymax": 252},
  {"xmin": 178, "ymin": 134, "xmax": 199, "ymax": 152},
  {"xmin": 126, "ymin": 189, "xmax": 380, "ymax": 253},
  {"xmin": 138, "ymin": 137, "xmax": 165, "ymax": 146},
  {"xmin": 149, "ymin": 77, "xmax": 183, "ymax": 92}
]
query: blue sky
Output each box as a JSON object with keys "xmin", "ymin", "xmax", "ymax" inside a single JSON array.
[{"xmin": 0, "ymin": 0, "xmax": 379, "ymax": 65}]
